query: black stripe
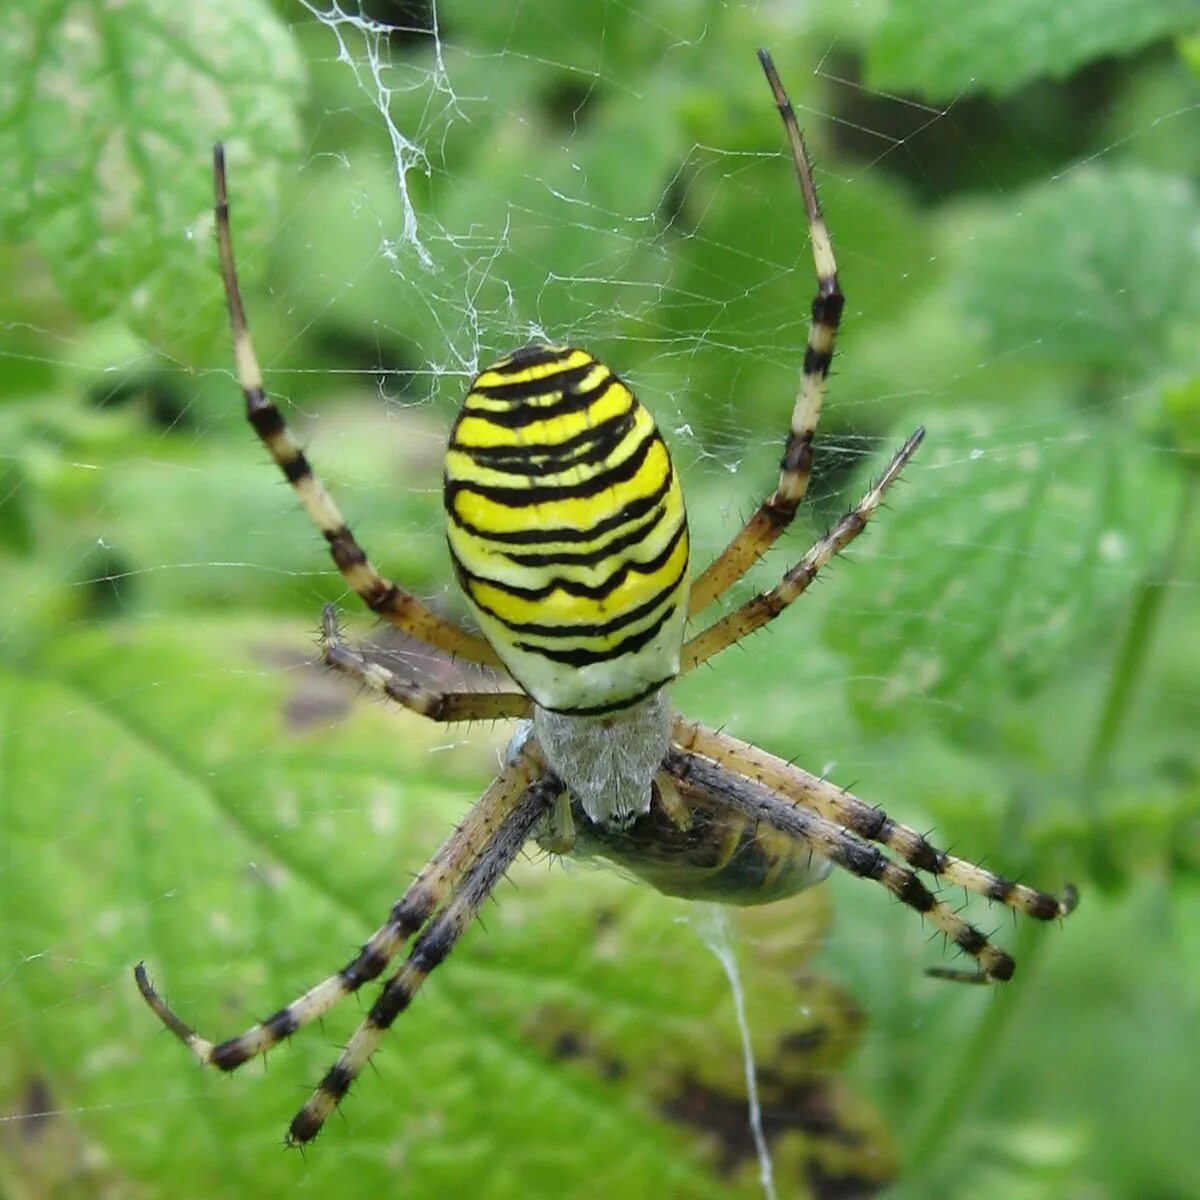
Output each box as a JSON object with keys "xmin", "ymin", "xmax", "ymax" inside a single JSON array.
[
  {"xmin": 547, "ymin": 674, "xmax": 674, "ymax": 716},
  {"xmin": 452, "ymin": 410, "xmax": 637, "ymax": 477},
  {"xmin": 319, "ymin": 1063, "xmax": 354, "ymax": 1102},
  {"xmin": 486, "ymin": 342, "xmax": 576, "ymax": 375},
  {"xmin": 468, "ymin": 362, "xmax": 595, "ymax": 405},
  {"xmin": 1025, "ymin": 892, "xmax": 1060, "ymax": 921},
  {"xmin": 212, "ymin": 1040, "xmax": 254, "ymax": 1071},
  {"xmin": 369, "ymin": 978, "xmax": 417, "ymax": 1029},
  {"xmin": 502, "ymin": 505, "xmax": 666, "ymax": 569},
  {"xmin": 281, "ymin": 450, "xmax": 311, "ymax": 483},
  {"xmin": 778, "ymin": 434, "xmax": 813, "ymax": 478},
  {"xmin": 802, "ymin": 345, "xmax": 833, "ymax": 377},
  {"xmin": 458, "ymin": 556, "xmax": 684, "ymax": 639},
  {"xmin": 246, "ymin": 394, "xmax": 284, "ymax": 438},
  {"xmin": 515, "ymin": 602, "xmax": 677, "ymax": 666},
  {"xmin": 341, "ymin": 946, "xmax": 388, "ymax": 989},
  {"xmin": 469, "ymin": 362, "xmax": 600, "ymax": 403},
  {"xmin": 954, "ymin": 926, "xmax": 987, "ymax": 955},
  {"xmin": 454, "ymin": 518, "xmax": 687, "ymax": 603},
  {"xmin": 452, "ymin": 418, "xmax": 634, "ymax": 480},
  {"xmin": 811, "ymin": 293, "xmax": 844, "ymax": 326},
  {"xmin": 461, "ymin": 373, "xmax": 617, "ymax": 430},
  {"xmin": 839, "ymin": 840, "xmax": 886, "ymax": 880},
  {"xmin": 988, "ymin": 877, "xmax": 1016, "ymax": 904},
  {"xmin": 990, "ymin": 953, "xmax": 1016, "ymax": 981},
  {"xmin": 326, "ymin": 525, "xmax": 365, "ymax": 563},
  {"xmin": 896, "ymin": 830, "xmax": 942, "ymax": 874},
  {"xmin": 894, "ymin": 871, "xmax": 936, "ymax": 913},
  {"xmin": 446, "ymin": 425, "xmax": 658, "ymax": 510},
  {"xmin": 445, "ymin": 469, "xmax": 674, "ymax": 546}
]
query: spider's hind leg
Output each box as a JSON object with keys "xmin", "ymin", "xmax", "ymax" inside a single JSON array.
[
  {"xmin": 135, "ymin": 742, "xmax": 548, "ymax": 1072},
  {"xmin": 665, "ymin": 745, "xmax": 1039, "ymax": 982},
  {"xmin": 212, "ymin": 145, "xmax": 500, "ymax": 668},
  {"xmin": 674, "ymin": 719, "xmax": 1077, "ymax": 924},
  {"xmin": 288, "ymin": 770, "xmax": 561, "ymax": 1144}
]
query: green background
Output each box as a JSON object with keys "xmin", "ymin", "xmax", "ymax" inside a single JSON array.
[{"xmin": 0, "ymin": 1, "xmax": 1198, "ymax": 1197}]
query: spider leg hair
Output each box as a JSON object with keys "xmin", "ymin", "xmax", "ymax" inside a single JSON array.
[
  {"xmin": 663, "ymin": 744, "xmax": 1026, "ymax": 982},
  {"xmin": 212, "ymin": 145, "xmax": 501, "ymax": 668},
  {"xmin": 134, "ymin": 742, "xmax": 547, "ymax": 1072},
  {"xmin": 689, "ymin": 50, "xmax": 844, "ymax": 617},
  {"xmin": 682, "ymin": 427, "xmax": 924, "ymax": 673},
  {"xmin": 320, "ymin": 605, "xmax": 532, "ymax": 722},
  {"xmin": 673, "ymin": 719, "xmax": 1077, "ymax": 922},
  {"xmin": 287, "ymin": 769, "xmax": 561, "ymax": 1145}
]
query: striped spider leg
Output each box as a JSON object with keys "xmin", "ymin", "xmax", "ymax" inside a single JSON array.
[
  {"xmin": 136, "ymin": 48, "xmax": 1076, "ymax": 1149},
  {"xmin": 670, "ymin": 721, "xmax": 1078, "ymax": 981},
  {"xmin": 319, "ymin": 604, "xmax": 531, "ymax": 722},
  {"xmin": 681, "ymin": 427, "xmax": 924, "ymax": 671},
  {"xmin": 136, "ymin": 742, "xmax": 556, "ymax": 1144},
  {"xmin": 287, "ymin": 770, "xmax": 560, "ymax": 1143},
  {"xmin": 663, "ymin": 51, "xmax": 1074, "ymax": 974},
  {"xmin": 681, "ymin": 49, "xmax": 927, "ymax": 664},
  {"xmin": 688, "ymin": 48, "xmax": 847, "ymax": 618},
  {"xmin": 212, "ymin": 143, "xmax": 502, "ymax": 670}
]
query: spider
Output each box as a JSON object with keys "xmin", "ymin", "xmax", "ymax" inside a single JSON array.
[{"xmin": 134, "ymin": 50, "xmax": 1077, "ymax": 1146}]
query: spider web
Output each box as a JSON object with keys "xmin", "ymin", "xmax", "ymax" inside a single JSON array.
[{"xmin": 2, "ymin": 2, "xmax": 1200, "ymax": 1198}]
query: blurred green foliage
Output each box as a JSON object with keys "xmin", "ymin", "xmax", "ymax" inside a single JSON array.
[{"xmin": 0, "ymin": 1, "xmax": 1197, "ymax": 1198}]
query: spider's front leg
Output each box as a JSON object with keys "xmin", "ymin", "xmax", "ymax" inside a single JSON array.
[
  {"xmin": 682, "ymin": 427, "xmax": 924, "ymax": 672},
  {"xmin": 689, "ymin": 50, "xmax": 844, "ymax": 617},
  {"xmin": 213, "ymin": 145, "xmax": 501, "ymax": 668}
]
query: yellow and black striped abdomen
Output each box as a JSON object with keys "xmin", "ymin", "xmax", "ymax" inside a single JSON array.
[{"xmin": 444, "ymin": 344, "xmax": 690, "ymax": 715}]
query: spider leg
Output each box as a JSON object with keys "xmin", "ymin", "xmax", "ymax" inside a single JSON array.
[
  {"xmin": 134, "ymin": 742, "xmax": 547, "ymax": 1071},
  {"xmin": 673, "ymin": 719, "xmax": 1077, "ymax": 921},
  {"xmin": 681, "ymin": 427, "xmax": 924, "ymax": 673},
  {"xmin": 663, "ymin": 745, "xmax": 1025, "ymax": 981},
  {"xmin": 320, "ymin": 605, "xmax": 532, "ymax": 722},
  {"xmin": 288, "ymin": 770, "xmax": 561, "ymax": 1144},
  {"xmin": 213, "ymin": 145, "xmax": 502, "ymax": 669},
  {"xmin": 689, "ymin": 50, "xmax": 843, "ymax": 618}
]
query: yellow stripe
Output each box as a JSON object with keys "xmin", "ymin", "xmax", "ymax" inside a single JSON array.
[
  {"xmin": 449, "ymin": 505, "xmax": 682, "ymax": 594},
  {"xmin": 445, "ymin": 343, "xmax": 691, "ymax": 710},
  {"xmin": 449, "ymin": 437, "xmax": 671, "ymax": 535},
  {"xmin": 445, "ymin": 405, "xmax": 655, "ymax": 492},
  {"xmin": 471, "ymin": 347, "xmax": 594, "ymax": 391},
  {"xmin": 464, "ymin": 533, "xmax": 688, "ymax": 629},
  {"xmin": 452, "ymin": 382, "xmax": 632, "ymax": 450}
]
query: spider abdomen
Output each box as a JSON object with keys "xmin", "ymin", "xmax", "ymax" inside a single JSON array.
[
  {"xmin": 445, "ymin": 343, "xmax": 690, "ymax": 714},
  {"xmin": 559, "ymin": 774, "xmax": 833, "ymax": 905}
]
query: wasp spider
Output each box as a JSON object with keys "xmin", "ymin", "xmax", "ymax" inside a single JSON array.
[{"xmin": 135, "ymin": 50, "xmax": 1077, "ymax": 1146}]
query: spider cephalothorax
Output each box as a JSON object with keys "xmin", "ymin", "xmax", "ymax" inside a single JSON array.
[{"xmin": 135, "ymin": 50, "xmax": 1076, "ymax": 1147}]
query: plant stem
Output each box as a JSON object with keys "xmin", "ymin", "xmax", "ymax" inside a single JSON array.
[{"xmin": 1084, "ymin": 473, "xmax": 1197, "ymax": 786}]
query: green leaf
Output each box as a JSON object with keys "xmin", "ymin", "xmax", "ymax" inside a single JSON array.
[
  {"xmin": 823, "ymin": 404, "xmax": 1181, "ymax": 737},
  {"xmin": 1162, "ymin": 373, "xmax": 1200, "ymax": 456},
  {"xmin": 0, "ymin": 618, "xmax": 892, "ymax": 1197},
  {"xmin": 0, "ymin": 0, "xmax": 305, "ymax": 358},
  {"xmin": 867, "ymin": 0, "xmax": 1200, "ymax": 99},
  {"xmin": 953, "ymin": 165, "xmax": 1200, "ymax": 376}
]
